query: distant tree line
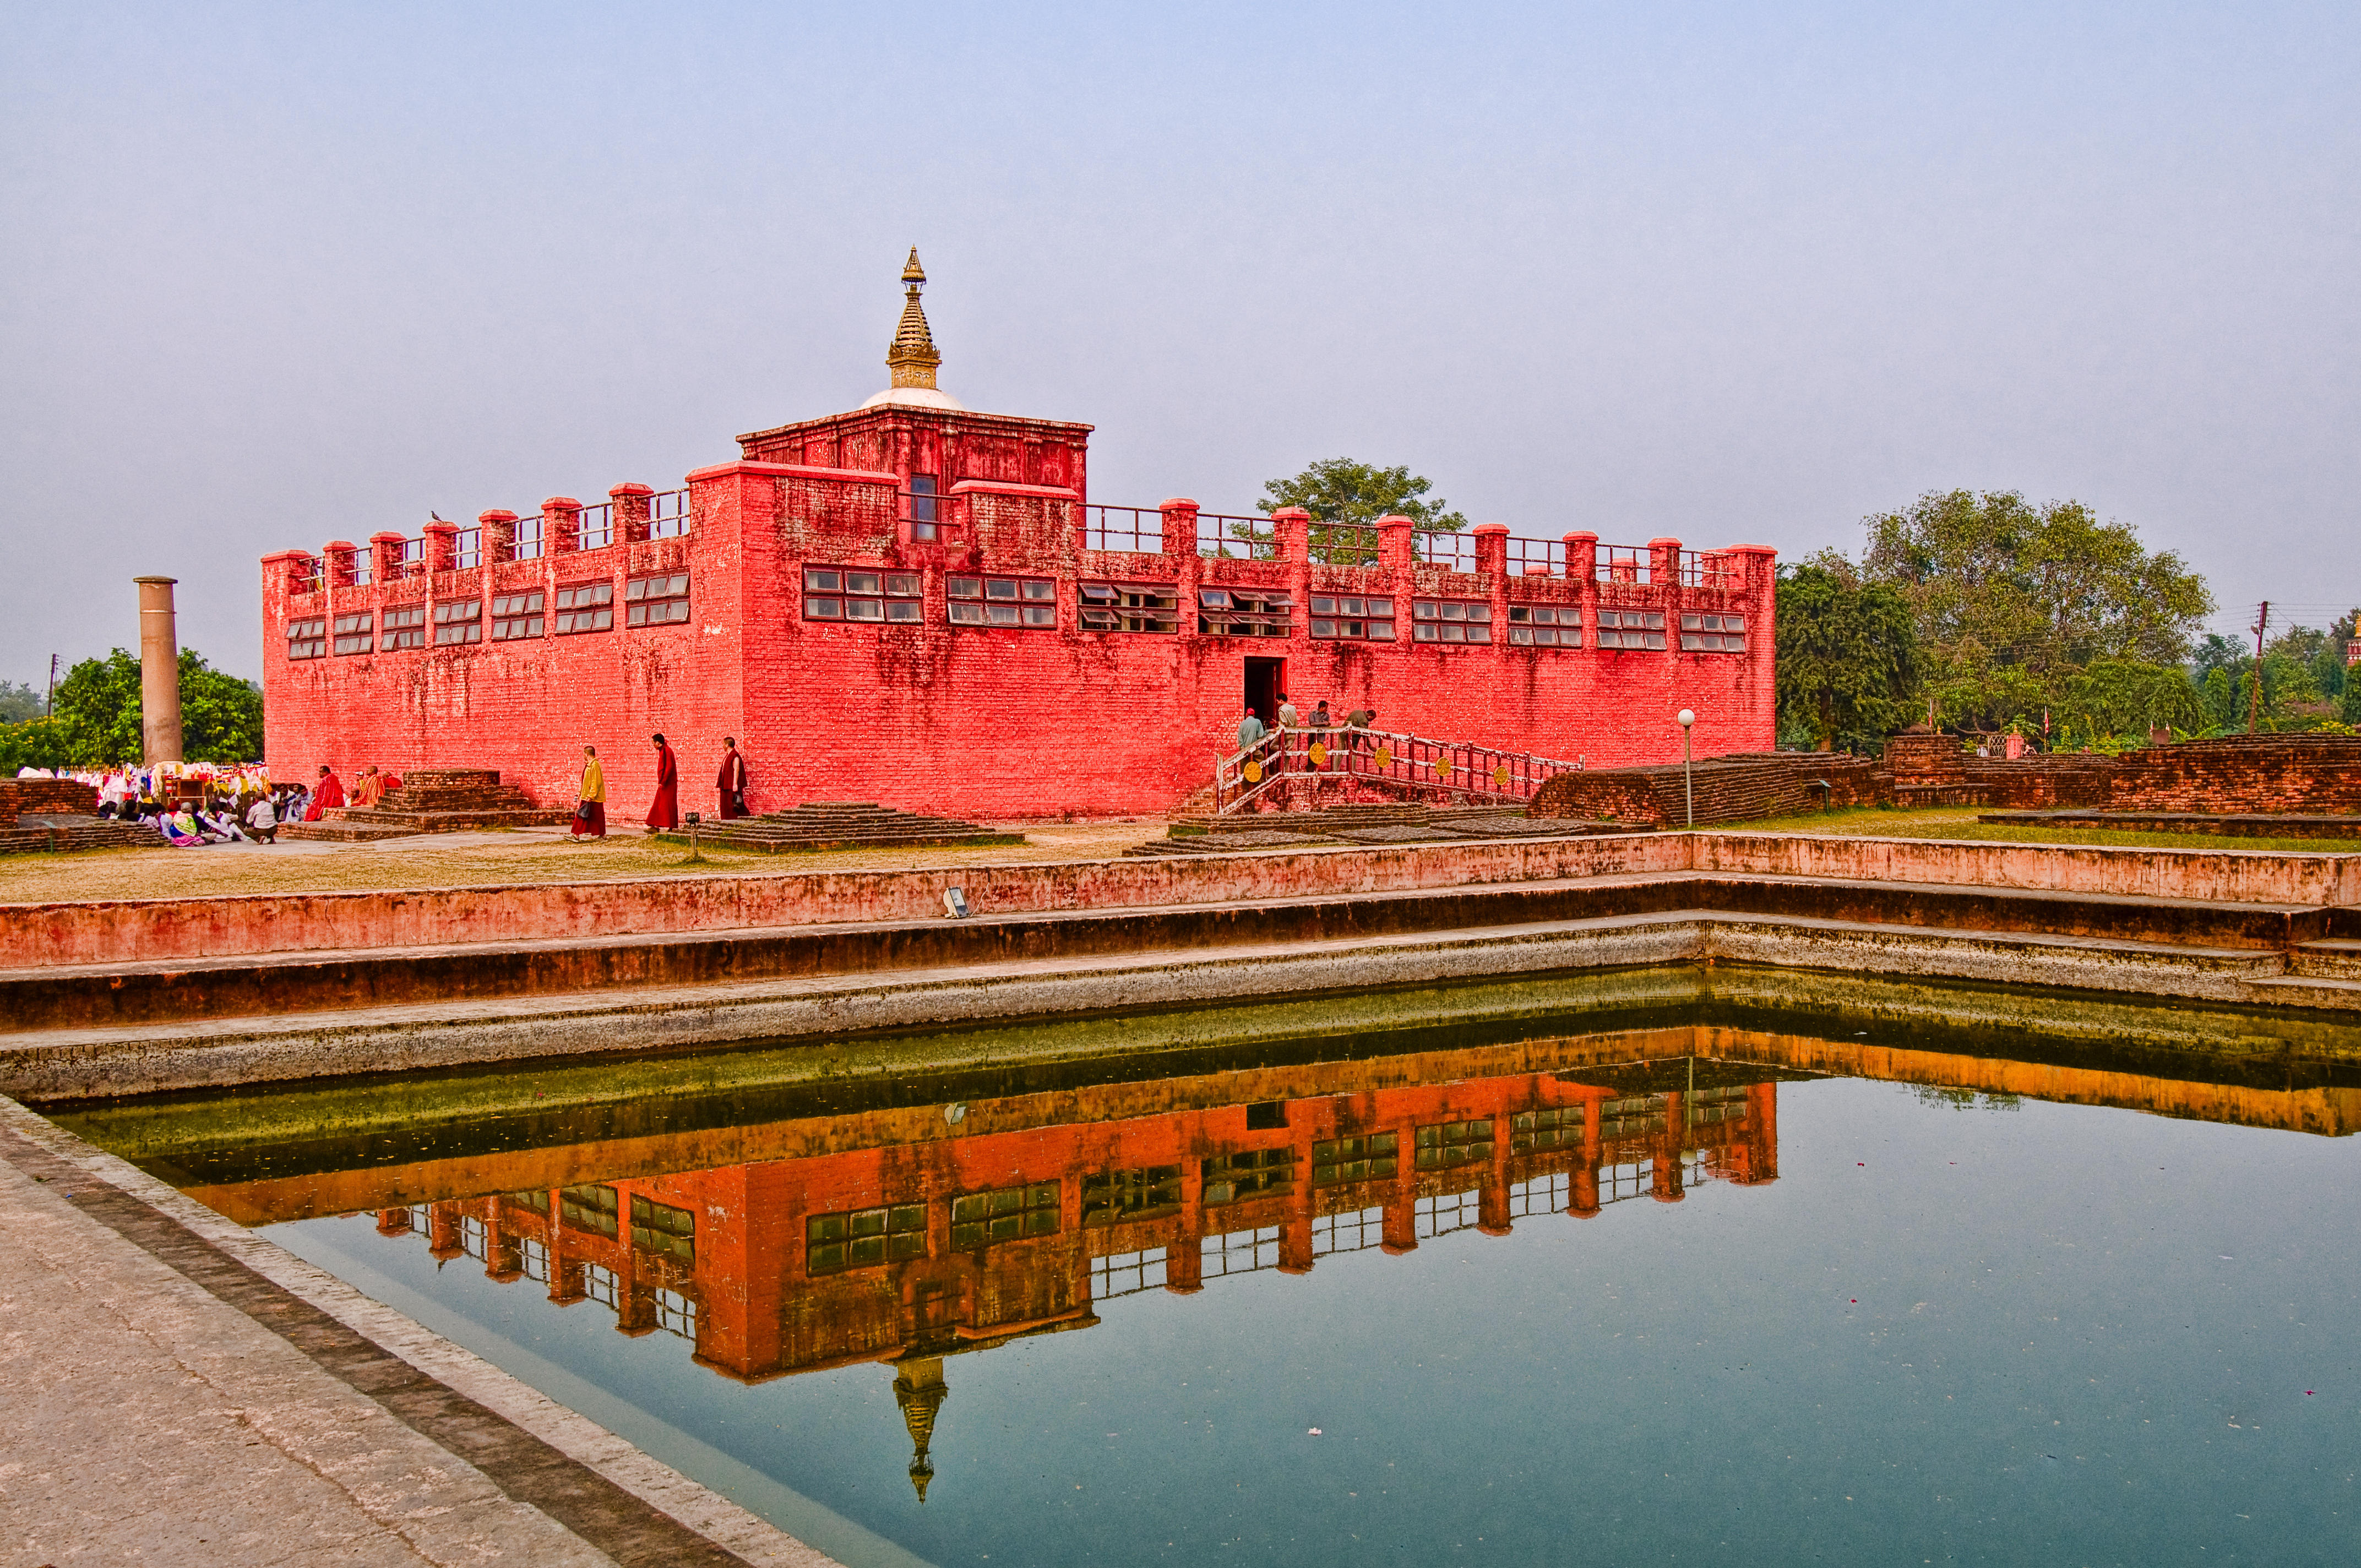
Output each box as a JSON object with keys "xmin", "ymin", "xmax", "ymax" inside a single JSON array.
[
  {"xmin": 0, "ymin": 649, "xmax": 263, "ymax": 772},
  {"xmin": 1777, "ymin": 489, "xmax": 2356, "ymax": 754}
]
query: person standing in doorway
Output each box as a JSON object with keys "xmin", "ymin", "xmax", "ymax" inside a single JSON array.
[
  {"xmin": 716, "ymin": 737, "xmax": 750, "ymax": 819},
  {"xmin": 1237, "ymin": 705, "xmax": 1266, "ymax": 753},
  {"xmin": 573, "ymin": 745, "xmax": 607, "ymax": 839},
  {"xmin": 645, "ymin": 734, "xmax": 679, "ymax": 832}
]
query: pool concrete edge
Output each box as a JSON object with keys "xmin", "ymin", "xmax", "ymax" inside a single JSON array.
[
  {"xmin": 0, "ymin": 1093, "xmax": 847, "ymax": 1568},
  {"xmin": 7, "ymin": 911, "xmax": 2355, "ymax": 1103}
]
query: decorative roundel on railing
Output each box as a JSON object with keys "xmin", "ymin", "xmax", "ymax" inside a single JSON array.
[
  {"xmin": 1434, "ymin": 758, "xmax": 1451, "ymax": 780},
  {"xmin": 1243, "ymin": 760, "xmax": 1263, "ymax": 783},
  {"xmin": 1493, "ymin": 764, "xmax": 1511, "ymax": 787},
  {"xmin": 1308, "ymin": 743, "xmax": 1328, "ymax": 766},
  {"xmin": 1373, "ymin": 747, "xmax": 1392, "ymax": 768}
]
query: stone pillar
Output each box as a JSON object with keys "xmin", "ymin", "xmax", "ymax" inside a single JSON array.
[
  {"xmin": 1648, "ymin": 536, "xmax": 1683, "ymax": 588},
  {"xmin": 1159, "ymin": 497, "xmax": 1200, "ymax": 559},
  {"xmin": 1165, "ymin": 1158, "xmax": 1205, "ymax": 1295},
  {"xmin": 323, "ymin": 541, "xmax": 361, "ymax": 589},
  {"xmin": 1279, "ymin": 1124, "xmax": 1316, "ymax": 1275},
  {"xmin": 1572, "ymin": 1091, "xmax": 1603, "ymax": 1218},
  {"xmin": 1378, "ymin": 514, "xmax": 1415, "ymax": 642},
  {"xmin": 1478, "ymin": 1115, "xmax": 1512, "ymax": 1237},
  {"xmin": 477, "ymin": 509, "xmax": 519, "ymax": 565},
  {"xmin": 613, "ymin": 482, "xmax": 655, "ymax": 545},
  {"xmin": 1475, "ymin": 525, "xmax": 1510, "ymax": 656},
  {"xmin": 370, "ymin": 532, "xmax": 408, "ymax": 584},
  {"xmin": 1652, "ymin": 1093, "xmax": 1686, "ymax": 1203},
  {"xmin": 1272, "ymin": 507, "xmax": 1312, "ymax": 623},
  {"xmin": 1381, "ymin": 1119, "xmax": 1418, "ymax": 1255},
  {"xmin": 135, "ymin": 576, "xmax": 183, "ymax": 765},
  {"xmin": 422, "ymin": 520, "xmax": 460, "ymax": 576},
  {"xmin": 543, "ymin": 497, "xmax": 582, "ymax": 556}
]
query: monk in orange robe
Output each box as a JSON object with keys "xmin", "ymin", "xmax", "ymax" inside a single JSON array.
[
  {"xmin": 305, "ymin": 765, "xmax": 345, "ymax": 821},
  {"xmin": 646, "ymin": 733, "xmax": 679, "ymax": 831},
  {"xmin": 716, "ymin": 737, "xmax": 749, "ymax": 818}
]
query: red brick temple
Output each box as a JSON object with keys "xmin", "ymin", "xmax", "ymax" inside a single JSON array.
[{"xmin": 260, "ymin": 252, "xmax": 1778, "ymax": 818}]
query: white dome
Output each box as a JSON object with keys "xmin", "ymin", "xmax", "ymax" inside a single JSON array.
[{"xmin": 858, "ymin": 385, "xmax": 966, "ymax": 411}]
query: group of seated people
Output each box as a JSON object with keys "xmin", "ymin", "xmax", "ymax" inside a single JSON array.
[{"xmin": 145, "ymin": 785, "xmax": 306, "ymax": 846}]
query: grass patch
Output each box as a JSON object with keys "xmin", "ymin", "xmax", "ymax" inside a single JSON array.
[{"xmin": 1716, "ymin": 804, "xmax": 2361, "ymax": 854}]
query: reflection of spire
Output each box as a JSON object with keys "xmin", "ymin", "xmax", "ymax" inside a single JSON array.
[
  {"xmin": 886, "ymin": 248, "xmax": 942, "ymax": 391},
  {"xmin": 893, "ymin": 1355, "xmax": 947, "ymax": 1502}
]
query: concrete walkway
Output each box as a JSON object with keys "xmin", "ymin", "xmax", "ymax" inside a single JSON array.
[{"xmin": 0, "ymin": 1099, "xmax": 838, "ymax": 1568}]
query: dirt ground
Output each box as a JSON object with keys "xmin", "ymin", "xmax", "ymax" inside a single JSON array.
[
  {"xmin": 0, "ymin": 819, "xmax": 1164, "ymax": 905},
  {"xmin": 3, "ymin": 808, "xmax": 2352, "ymax": 906}
]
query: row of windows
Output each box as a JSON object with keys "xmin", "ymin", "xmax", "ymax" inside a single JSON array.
[
  {"xmin": 539, "ymin": 1184, "xmax": 697, "ymax": 1265},
  {"xmin": 285, "ymin": 575, "xmax": 683, "ymax": 657},
  {"xmin": 791, "ymin": 1109, "xmax": 1659, "ymax": 1275},
  {"xmin": 792, "ymin": 571, "xmax": 1742, "ymax": 654}
]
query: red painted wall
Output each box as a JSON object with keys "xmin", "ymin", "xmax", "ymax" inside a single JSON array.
[{"xmin": 262, "ymin": 400, "xmax": 1777, "ymax": 819}]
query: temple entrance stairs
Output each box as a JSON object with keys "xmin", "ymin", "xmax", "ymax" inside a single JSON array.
[{"xmin": 281, "ymin": 768, "xmax": 572, "ymax": 842}]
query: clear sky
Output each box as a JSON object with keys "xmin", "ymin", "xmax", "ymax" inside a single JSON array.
[{"xmin": 4, "ymin": 1, "xmax": 2355, "ymax": 684}]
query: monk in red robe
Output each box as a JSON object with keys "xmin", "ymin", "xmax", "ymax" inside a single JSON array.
[
  {"xmin": 305, "ymin": 765, "xmax": 345, "ymax": 821},
  {"xmin": 716, "ymin": 737, "xmax": 749, "ymax": 818},
  {"xmin": 645, "ymin": 733, "xmax": 679, "ymax": 831}
]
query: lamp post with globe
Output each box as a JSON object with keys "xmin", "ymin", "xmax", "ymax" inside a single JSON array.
[{"xmin": 1677, "ymin": 710, "xmax": 1696, "ymax": 828}]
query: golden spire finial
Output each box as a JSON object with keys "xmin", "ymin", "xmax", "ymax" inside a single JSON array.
[
  {"xmin": 893, "ymin": 1357, "xmax": 948, "ymax": 1502},
  {"xmin": 886, "ymin": 248, "xmax": 942, "ymax": 391}
]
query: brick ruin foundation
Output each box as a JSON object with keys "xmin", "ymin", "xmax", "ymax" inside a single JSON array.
[{"xmin": 1532, "ymin": 733, "xmax": 2361, "ymax": 828}]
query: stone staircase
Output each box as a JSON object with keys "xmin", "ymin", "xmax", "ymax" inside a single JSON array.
[
  {"xmin": 0, "ymin": 780, "xmax": 168, "ymax": 856},
  {"xmin": 281, "ymin": 769, "xmax": 572, "ymax": 842},
  {"xmin": 1128, "ymin": 802, "xmax": 1636, "ymax": 856},
  {"xmin": 662, "ymin": 801, "xmax": 1022, "ymax": 856}
]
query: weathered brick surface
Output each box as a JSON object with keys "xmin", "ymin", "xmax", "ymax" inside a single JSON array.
[
  {"xmin": 0, "ymin": 780, "xmax": 100, "ymax": 821},
  {"xmin": 2106, "ymin": 736, "xmax": 2361, "ymax": 813},
  {"xmin": 1529, "ymin": 753, "xmax": 1881, "ymax": 826},
  {"xmin": 262, "ymin": 402, "xmax": 1777, "ymax": 819},
  {"xmin": 1883, "ymin": 733, "xmax": 2361, "ymax": 814}
]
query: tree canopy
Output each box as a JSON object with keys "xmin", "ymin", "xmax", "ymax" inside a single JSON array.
[
  {"xmin": 48, "ymin": 648, "xmax": 264, "ymax": 765},
  {"xmin": 0, "ymin": 680, "xmax": 43, "ymax": 723},
  {"xmin": 1260, "ymin": 459, "xmax": 1468, "ymax": 533},
  {"xmin": 1774, "ymin": 557, "xmax": 1922, "ymax": 752},
  {"xmin": 1858, "ymin": 490, "xmax": 2213, "ymax": 737}
]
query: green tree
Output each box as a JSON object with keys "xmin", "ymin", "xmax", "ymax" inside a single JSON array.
[
  {"xmin": 50, "ymin": 648, "xmax": 264, "ymax": 765},
  {"xmin": 1860, "ymin": 489, "xmax": 2212, "ymax": 741},
  {"xmin": 1259, "ymin": 458, "xmax": 1468, "ymax": 564},
  {"xmin": 2052, "ymin": 659, "xmax": 2205, "ymax": 749},
  {"xmin": 0, "ymin": 680, "xmax": 44, "ymax": 723},
  {"xmin": 52, "ymin": 650, "xmax": 144, "ymax": 762},
  {"xmin": 0, "ymin": 717, "xmax": 72, "ymax": 774},
  {"xmin": 1774, "ymin": 559, "xmax": 1921, "ymax": 752}
]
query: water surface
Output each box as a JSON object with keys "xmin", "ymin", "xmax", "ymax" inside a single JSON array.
[{"xmin": 62, "ymin": 999, "xmax": 2361, "ymax": 1566}]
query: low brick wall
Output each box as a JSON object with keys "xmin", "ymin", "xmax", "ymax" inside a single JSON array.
[
  {"xmin": 0, "ymin": 834, "xmax": 1696, "ymax": 969},
  {"xmin": 1530, "ymin": 753, "xmax": 1882, "ymax": 826},
  {"xmin": 1885, "ymin": 733, "xmax": 2361, "ymax": 814},
  {"xmin": 1696, "ymin": 834, "xmax": 2361, "ymax": 908},
  {"xmin": 2108, "ymin": 736, "xmax": 2361, "ymax": 813},
  {"xmin": 3, "ymin": 831, "xmax": 2354, "ymax": 970},
  {"xmin": 0, "ymin": 780, "xmax": 99, "ymax": 822}
]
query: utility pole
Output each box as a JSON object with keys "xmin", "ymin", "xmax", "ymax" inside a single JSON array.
[
  {"xmin": 2247, "ymin": 602, "xmax": 2269, "ymax": 734},
  {"xmin": 45, "ymin": 654, "xmax": 58, "ymax": 717}
]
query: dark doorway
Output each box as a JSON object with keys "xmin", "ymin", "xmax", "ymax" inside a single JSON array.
[{"xmin": 1244, "ymin": 658, "xmax": 1284, "ymax": 727}]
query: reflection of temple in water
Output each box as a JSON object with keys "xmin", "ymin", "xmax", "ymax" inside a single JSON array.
[{"xmin": 345, "ymin": 1058, "xmax": 1781, "ymax": 1497}]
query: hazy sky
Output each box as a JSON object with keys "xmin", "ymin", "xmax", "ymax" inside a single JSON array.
[{"xmin": 4, "ymin": 2, "xmax": 2355, "ymax": 684}]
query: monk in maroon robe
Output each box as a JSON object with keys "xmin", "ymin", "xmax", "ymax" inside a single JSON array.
[
  {"xmin": 716, "ymin": 737, "xmax": 749, "ymax": 818},
  {"xmin": 305, "ymin": 765, "xmax": 345, "ymax": 821},
  {"xmin": 646, "ymin": 733, "xmax": 679, "ymax": 831}
]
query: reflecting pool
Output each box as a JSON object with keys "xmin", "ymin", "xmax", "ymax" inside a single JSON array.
[{"xmin": 58, "ymin": 992, "xmax": 2361, "ymax": 1566}]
